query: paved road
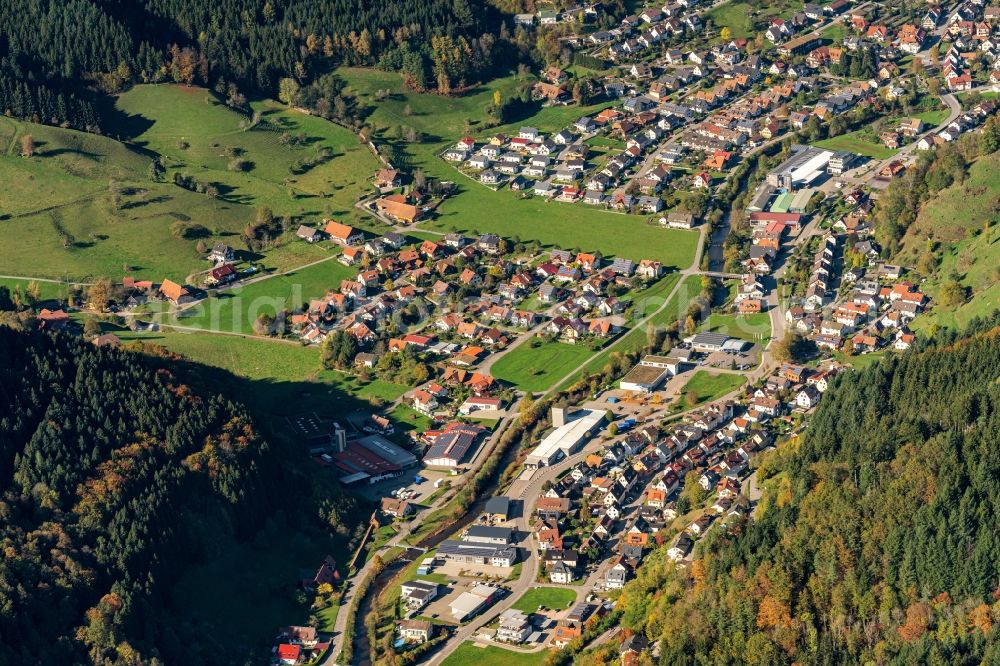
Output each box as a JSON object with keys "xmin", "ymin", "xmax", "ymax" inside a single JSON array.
[
  {"xmin": 420, "ymin": 212, "xmax": 825, "ymax": 664},
  {"xmin": 323, "ymin": 402, "xmax": 523, "ymax": 665},
  {"xmin": 423, "ymin": 436, "xmax": 610, "ymax": 665},
  {"xmin": 538, "ymin": 225, "xmax": 708, "ymax": 398}
]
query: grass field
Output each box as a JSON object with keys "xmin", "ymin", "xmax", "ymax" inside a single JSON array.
[
  {"xmin": 813, "ymin": 131, "xmax": 897, "ymax": 160},
  {"xmin": 422, "ymin": 193, "xmax": 700, "ymax": 267},
  {"xmin": 913, "ymin": 108, "xmax": 949, "ymax": 126},
  {"xmin": 388, "ymin": 404, "xmax": 432, "ymax": 433},
  {"xmin": 706, "ymin": 0, "xmax": 800, "ymax": 38},
  {"xmin": 335, "ymin": 68, "xmax": 696, "ymax": 267},
  {"xmin": 492, "ymin": 339, "xmax": 599, "ymax": 392},
  {"xmin": 679, "ymin": 371, "xmax": 746, "ymax": 405},
  {"xmin": 510, "ymin": 587, "xmax": 577, "ymax": 613},
  {"xmin": 175, "ymin": 257, "xmax": 357, "ymax": 334},
  {"xmin": 706, "ymin": 3, "xmax": 754, "ymax": 38},
  {"xmin": 0, "ymin": 116, "xmax": 253, "ymax": 280},
  {"xmin": 441, "ymin": 643, "xmax": 546, "ymax": 666},
  {"xmin": 896, "ymin": 152, "xmax": 1000, "ymax": 331},
  {"xmin": 113, "ymin": 85, "xmax": 381, "ymax": 225},
  {"xmin": 698, "ymin": 311, "xmax": 771, "ymax": 342},
  {"xmin": 113, "ymin": 328, "xmax": 406, "ymax": 416},
  {"xmin": 820, "ymin": 23, "xmax": 847, "ymax": 42},
  {"xmin": 834, "ymin": 349, "xmax": 889, "ymax": 370},
  {"xmin": 0, "ymin": 84, "xmax": 381, "ymax": 282},
  {"xmin": 0, "ymin": 277, "xmax": 76, "ymax": 303}
]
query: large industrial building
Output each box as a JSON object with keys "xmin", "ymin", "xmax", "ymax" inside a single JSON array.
[
  {"xmin": 422, "ymin": 422, "xmax": 487, "ymax": 468},
  {"xmin": 766, "ymin": 145, "xmax": 834, "ymax": 190},
  {"xmin": 618, "ymin": 355, "xmax": 691, "ymax": 393},
  {"xmin": 525, "ymin": 407, "xmax": 608, "ymax": 468}
]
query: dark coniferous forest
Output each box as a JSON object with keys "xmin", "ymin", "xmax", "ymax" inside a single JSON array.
[
  {"xmin": 0, "ymin": 0, "xmax": 526, "ymax": 131},
  {"xmin": 602, "ymin": 315, "xmax": 1000, "ymax": 666},
  {"xmin": 0, "ymin": 326, "xmax": 360, "ymax": 665}
]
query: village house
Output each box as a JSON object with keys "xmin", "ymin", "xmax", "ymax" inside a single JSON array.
[{"xmin": 324, "ymin": 220, "xmax": 364, "ymax": 245}]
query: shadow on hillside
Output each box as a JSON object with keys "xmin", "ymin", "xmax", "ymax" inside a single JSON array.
[
  {"xmin": 101, "ymin": 103, "xmax": 156, "ymax": 141},
  {"xmin": 121, "ymin": 195, "xmax": 171, "ymax": 210},
  {"xmin": 125, "ymin": 331, "xmax": 396, "ymax": 445},
  {"xmin": 42, "ymin": 147, "xmax": 104, "ymax": 160}
]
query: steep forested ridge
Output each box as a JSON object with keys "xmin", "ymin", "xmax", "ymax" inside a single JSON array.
[
  {"xmin": 0, "ymin": 327, "xmax": 282, "ymax": 664},
  {"xmin": 0, "ymin": 0, "xmax": 519, "ymax": 130},
  {"xmin": 607, "ymin": 317, "xmax": 1000, "ymax": 666}
]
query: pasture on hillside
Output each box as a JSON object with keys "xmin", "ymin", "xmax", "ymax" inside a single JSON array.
[
  {"xmin": 0, "ymin": 85, "xmax": 382, "ymax": 281},
  {"xmin": 113, "ymin": 327, "xmax": 407, "ymax": 412},
  {"xmin": 112, "ymin": 85, "xmax": 381, "ymax": 226},
  {"xmin": 336, "ymin": 68, "xmax": 697, "ymax": 267}
]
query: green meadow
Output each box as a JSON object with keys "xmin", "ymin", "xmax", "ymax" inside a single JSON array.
[
  {"xmin": 492, "ymin": 339, "xmax": 599, "ymax": 392},
  {"xmin": 0, "ymin": 84, "xmax": 381, "ymax": 282},
  {"xmin": 336, "ymin": 68, "xmax": 698, "ymax": 268}
]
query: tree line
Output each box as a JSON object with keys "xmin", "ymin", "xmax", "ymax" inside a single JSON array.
[
  {"xmin": 0, "ymin": 325, "xmax": 367, "ymax": 664},
  {"xmin": 607, "ymin": 312, "xmax": 1000, "ymax": 665},
  {"xmin": 0, "ymin": 0, "xmax": 533, "ymax": 132}
]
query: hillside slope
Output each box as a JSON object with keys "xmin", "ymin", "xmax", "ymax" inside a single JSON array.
[
  {"xmin": 899, "ymin": 152, "xmax": 1000, "ymax": 331},
  {"xmin": 0, "ymin": 326, "xmax": 362, "ymax": 665},
  {"xmin": 604, "ymin": 317, "xmax": 1000, "ymax": 665},
  {"xmin": 0, "ymin": 83, "xmax": 379, "ymax": 281}
]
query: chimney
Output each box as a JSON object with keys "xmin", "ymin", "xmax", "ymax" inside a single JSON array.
[
  {"xmin": 551, "ymin": 407, "xmax": 566, "ymax": 428},
  {"xmin": 333, "ymin": 423, "xmax": 347, "ymax": 452}
]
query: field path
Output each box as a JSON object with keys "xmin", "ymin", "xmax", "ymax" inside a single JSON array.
[
  {"xmin": 539, "ymin": 225, "xmax": 707, "ymax": 397},
  {"xmin": 0, "ymin": 274, "xmax": 94, "ymax": 287}
]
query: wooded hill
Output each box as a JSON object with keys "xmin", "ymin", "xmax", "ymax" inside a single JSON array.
[
  {"xmin": 0, "ymin": 326, "xmax": 362, "ymax": 664},
  {"xmin": 601, "ymin": 314, "xmax": 1000, "ymax": 666},
  {"xmin": 1, "ymin": 0, "xmax": 521, "ymax": 131}
]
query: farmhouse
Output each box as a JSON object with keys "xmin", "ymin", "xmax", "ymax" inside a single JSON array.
[
  {"xmin": 324, "ymin": 220, "xmax": 364, "ymax": 245},
  {"xmin": 296, "ymin": 224, "xmax": 322, "ymax": 243},
  {"xmin": 376, "ymin": 196, "xmax": 422, "ymax": 224},
  {"xmin": 159, "ymin": 279, "xmax": 192, "ymax": 305}
]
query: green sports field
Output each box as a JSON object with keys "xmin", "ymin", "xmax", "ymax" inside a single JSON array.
[
  {"xmin": 679, "ymin": 371, "xmax": 747, "ymax": 405},
  {"xmin": 492, "ymin": 339, "xmax": 599, "ymax": 392}
]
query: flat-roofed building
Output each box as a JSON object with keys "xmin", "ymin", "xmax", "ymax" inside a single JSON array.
[
  {"xmin": 439, "ymin": 540, "xmax": 518, "ymax": 567},
  {"xmin": 619, "ymin": 363, "xmax": 671, "ymax": 393},
  {"xmin": 525, "ymin": 408, "xmax": 608, "ymax": 468},
  {"xmin": 464, "ymin": 525, "xmax": 515, "ymax": 545},
  {"xmin": 766, "ymin": 145, "xmax": 835, "ymax": 190},
  {"xmin": 449, "ymin": 583, "xmax": 502, "ymax": 621},
  {"xmin": 356, "ymin": 434, "xmax": 418, "ymax": 468}
]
